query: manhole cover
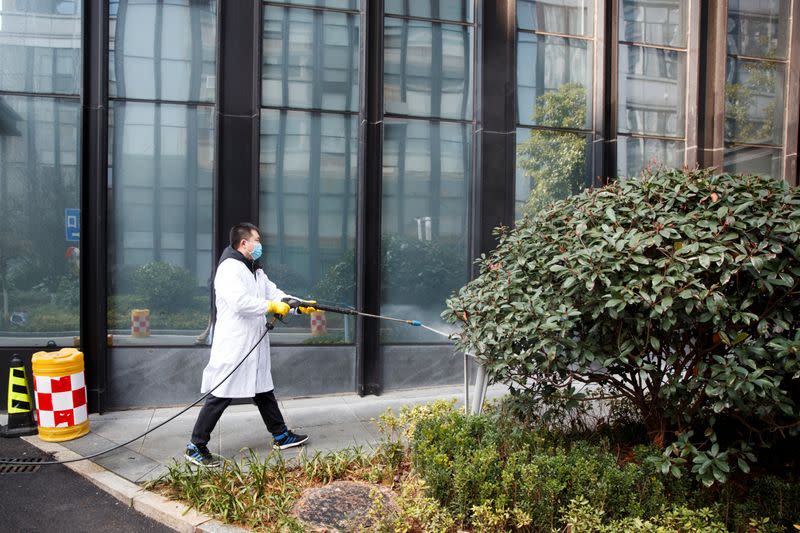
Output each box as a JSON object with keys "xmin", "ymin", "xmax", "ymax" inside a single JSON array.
[
  {"xmin": 292, "ymin": 481, "xmax": 397, "ymax": 532},
  {"xmin": 0, "ymin": 457, "xmax": 43, "ymax": 474}
]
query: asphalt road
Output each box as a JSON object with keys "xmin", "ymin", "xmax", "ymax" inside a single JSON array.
[{"xmin": 0, "ymin": 437, "xmax": 173, "ymax": 532}]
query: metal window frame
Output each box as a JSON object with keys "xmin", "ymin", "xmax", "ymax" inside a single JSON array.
[{"xmin": 80, "ymin": 0, "xmax": 110, "ymax": 413}]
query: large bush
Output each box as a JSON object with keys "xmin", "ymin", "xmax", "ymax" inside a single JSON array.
[{"xmin": 444, "ymin": 168, "xmax": 800, "ymax": 485}]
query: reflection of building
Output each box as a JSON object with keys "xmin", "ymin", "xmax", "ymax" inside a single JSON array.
[{"xmin": 1, "ymin": 1, "xmax": 799, "ymax": 411}]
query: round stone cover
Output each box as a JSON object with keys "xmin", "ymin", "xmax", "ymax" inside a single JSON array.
[{"xmin": 292, "ymin": 480, "xmax": 396, "ymax": 532}]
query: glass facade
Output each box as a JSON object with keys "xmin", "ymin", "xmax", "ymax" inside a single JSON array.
[
  {"xmin": 381, "ymin": 7, "xmax": 474, "ymax": 344},
  {"xmin": 617, "ymin": 0, "xmax": 688, "ymax": 177},
  {"xmin": 108, "ymin": 0, "xmax": 216, "ymax": 344},
  {"xmin": 260, "ymin": 2, "xmax": 359, "ymax": 344},
  {"xmin": 516, "ymin": 0, "xmax": 595, "ymax": 220},
  {"xmin": 3, "ymin": 0, "xmax": 800, "ymax": 404},
  {"xmin": 0, "ymin": 0, "xmax": 82, "ymax": 346},
  {"xmin": 723, "ymin": 0, "xmax": 790, "ymax": 178}
]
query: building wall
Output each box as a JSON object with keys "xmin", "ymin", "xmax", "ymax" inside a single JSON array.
[{"xmin": 1, "ymin": 0, "xmax": 799, "ymax": 410}]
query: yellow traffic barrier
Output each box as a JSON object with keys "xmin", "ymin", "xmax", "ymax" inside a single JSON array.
[
  {"xmin": 0, "ymin": 354, "xmax": 37, "ymax": 437},
  {"xmin": 31, "ymin": 348, "xmax": 90, "ymax": 442}
]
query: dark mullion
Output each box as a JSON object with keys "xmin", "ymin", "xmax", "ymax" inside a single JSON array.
[
  {"xmin": 473, "ymin": 0, "xmax": 515, "ymax": 264},
  {"xmin": 685, "ymin": 0, "xmax": 701, "ymax": 169},
  {"xmin": 383, "ymin": 14, "xmax": 474, "ymax": 27},
  {"xmin": 603, "ymin": 0, "xmax": 618, "ymax": 180},
  {"xmin": 81, "ymin": 0, "xmax": 110, "ymax": 413},
  {"xmin": 214, "ymin": 1, "xmax": 263, "ymax": 259},
  {"xmin": 0, "ymin": 90, "xmax": 80, "ymax": 100},
  {"xmin": 108, "ymin": 96, "xmax": 214, "ymax": 106},
  {"xmin": 263, "ymin": 1, "xmax": 358, "ymax": 16},
  {"xmin": 356, "ymin": 0, "xmax": 384, "ymax": 396},
  {"xmin": 592, "ymin": 0, "xmax": 606, "ymax": 184},
  {"xmin": 698, "ymin": 1, "xmax": 727, "ymax": 171},
  {"xmin": 783, "ymin": 0, "xmax": 800, "ymax": 185},
  {"xmin": 383, "ymin": 112, "xmax": 472, "ymax": 124}
]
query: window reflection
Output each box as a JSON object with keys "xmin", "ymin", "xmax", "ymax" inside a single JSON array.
[
  {"xmin": 262, "ymin": 6, "xmax": 359, "ymax": 112},
  {"xmin": 725, "ymin": 58, "xmax": 785, "ymax": 146},
  {"xmin": 618, "ymin": 44, "xmax": 686, "ymax": 137},
  {"xmin": 617, "ymin": 136, "xmax": 683, "ymax": 178},
  {"xmin": 384, "ymin": 18, "xmax": 473, "ymax": 120},
  {"xmin": 727, "ymin": 0, "xmax": 789, "ymax": 60},
  {"xmin": 385, "ymin": 0, "xmax": 473, "ymax": 23},
  {"xmin": 259, "ymin": 109, "xmax": 357, "ymax": 344},
  {"xmin": 0, "ymin": 95, "xmax": 81, "ymax": 344},
  {"xmin": 0, "ymin": 0, "xmax": 82, "ymax": 94},
  {"xmin": 620, "ymin": 0, "xmax": 687, "ymax": 47},
  {"xmin": 723, "ymin": 1, "xmax": 789, "ymax": 179},
  {"xmin": 724, "ymin": 146, "xmax": 782, "ymax": 178},
  {"xmin": 517, "ymin": 0, "xmax": 593, "ymax": 36},
  {"xmin": 109, "ymin": 0, "xmax": 217, "ymax": 102},
  {"xmin": 517, "ymin": 33, "xmax": 592, "ymax": 128},
  {"xmin": 516, "ymin": 127, "xmax": 591, "ymax": 219},
  {"xmin": 108, "ymin": 102, "xmax": 214, "ymax": 337},
  {"xmin": 381, "ymin": 119, "xmax": 470, "ymax": 343}
]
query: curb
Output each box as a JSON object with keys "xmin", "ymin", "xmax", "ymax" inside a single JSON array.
[{"xmin": 21, "ymin": 436, "xmax": 250, "ymax": 533}]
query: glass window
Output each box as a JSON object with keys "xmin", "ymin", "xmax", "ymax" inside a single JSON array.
[
  {"xmin": 727, "ymin": 0, "xmax": 789, "ymax": 60},
  {"xmin": 0, "ymin": 95, "xmax": 81, "ymax": 346},
  {"xmin": 619, "ymin": 0, "xmax": 687, "ymax": 47},
  {"xmin": 724, "ymin": 146, "xmax": 783, "ymax": 178},
  {"xmin": 516, "ymin": 127, "xmax": 591, "ymax": 220},
  {"xmin": 385, "ymin": 0, "xmax": 473, "ymax": 23},
  {"xmin": 0, "ymin": 0, "xmax": 82, "ymax": 94},
  {"xmin": 109, "ymin": 0, "xmax": 217, "ymax": 102},
  {"xmin": 723, "ymin": 1, "xmax": 789, "ymax": 179},
  {"xmin": 618, "ymin": 44, "xmax": 686, "ymax": 137},
  {"xmin": 262, "ymin": 5, "xmax": 360, "ymax": 112},
  {"xmin": 108, "ymin": 102, "xmax": 214, "ymax": 344},
  {"xmin": 724, "ymin": 58, "xmax": 785, "ymax": 146},
  {"xmin": 384, "ymin": 18, "xmax": 473, "ymax": 120},
  {"xmin": 259, "ymin": 109, "xmax": 357, "ymax": 344},
  {"xmin": 517, "ymin": 33, "xmax": 593, "ymax": 128},
  {"xmin": 616, "ymin": 135, "xmax": 684, "ymax": 178},
  {"xmin": 381, "ymin": 119, "xmax": 471, "ymax": 343},
  {"xmin": 517, "ymin": 0, "xmax": 593, "ymax": 36}
]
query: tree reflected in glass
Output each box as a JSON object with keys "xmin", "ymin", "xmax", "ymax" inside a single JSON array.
[{"xmin": 516, "ymin": 83, "xmax": 588, "ymax": 215}]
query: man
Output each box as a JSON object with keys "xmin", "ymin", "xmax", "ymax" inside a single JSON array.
[{"xmin": 184, "ymin": 223, "xmax": 314, "ymax": 467}]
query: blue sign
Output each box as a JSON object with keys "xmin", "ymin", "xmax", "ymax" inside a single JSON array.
[{"xmin": 65, "ymin": 208, "xmax": 80, "ymax": 242}]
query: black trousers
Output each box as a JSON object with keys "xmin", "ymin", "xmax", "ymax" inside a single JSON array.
[{"xmin": 190, "ymin": 390, "xmax": 287, "ymax": 446}]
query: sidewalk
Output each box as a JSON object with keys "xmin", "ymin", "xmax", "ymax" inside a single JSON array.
[{"xmin": 1, "ymin": 384, "xmax": 506, "ymax": 531}]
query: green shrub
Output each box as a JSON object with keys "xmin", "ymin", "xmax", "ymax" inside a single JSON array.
[
  {"xmin": 444, "ymin": 168, "xmax": 800, "ymax": 485},
  {"xmin": 561, "ymin": 496, "xmax": 730, "ymax": 533},
  {"xmin": 410, "ymin": 407, "xmax": 670, "ymax": 530}
]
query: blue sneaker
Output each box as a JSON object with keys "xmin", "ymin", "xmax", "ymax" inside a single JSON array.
[
  {"xmin": 184, "ymin": 442, "xmax": 221, "ymax": 467},
  {"xmin": 273, "ymin": 430, "xmax": 308, "ymax": 450}
]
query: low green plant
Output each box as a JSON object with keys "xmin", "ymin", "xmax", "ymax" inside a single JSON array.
[
  {"xmin": 561, "ymin": 496, "xmax": 729, "ymax": 533},
  {"xmin": 409, "ymin": 404, "xmax": 670, "ymax": 530}
]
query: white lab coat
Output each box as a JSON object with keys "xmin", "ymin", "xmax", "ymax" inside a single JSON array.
[{"xmin": 200, "ymin": 258, "xmax": 288, "ymax": 398}]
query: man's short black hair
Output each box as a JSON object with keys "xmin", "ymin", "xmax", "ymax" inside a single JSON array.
[{"xmin": 230, "ymin": 223, "xmax": 260, "ymax": 249}]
